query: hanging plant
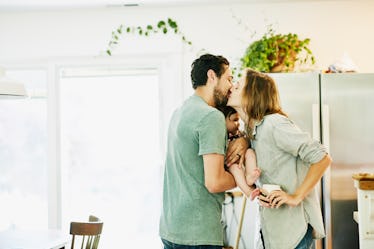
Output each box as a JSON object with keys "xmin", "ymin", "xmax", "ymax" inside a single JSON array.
[{"xmin": 106, "ymin": 17, "xmax": 192, "ymax": 56}]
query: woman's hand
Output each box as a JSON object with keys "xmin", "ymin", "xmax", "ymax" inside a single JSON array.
[
  {"xmin": 226, "ymin": 137, "xmax": 248, "ymax": 167},
  {"xmin": 257, "ymin": 190, "xmax": 271, "ymax": 208},
  {"xmin": 267, "ymin": 190, "xmax": 303, "ymax": 208}
]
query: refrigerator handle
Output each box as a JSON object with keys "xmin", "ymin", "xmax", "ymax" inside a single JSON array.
[
  {"xmin": 313, "ymin": 103, "xmax": 324, "ymax": 249},
  {"xmin": 322, "ymin": 104, "xmax": 331, "ymax": 153},
  {"xmin": 312, "ymin": 104, "xmax": 321, "ymax": 141},
  {"xmin": 322, "ymin": 104, "xmax": 332, "ymax": 249}
]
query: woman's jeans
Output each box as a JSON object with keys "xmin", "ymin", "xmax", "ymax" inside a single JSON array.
[
  {"xmin": 295, "ymin": 225, "xmax": 314, "ymax": 249},
  {"xmin": 161, "ymin": 239, "xmax": 222, "ymax": 249},
  {"xmin": 260, "ymin": 224, "xmax": 314, "ymax": 249}
]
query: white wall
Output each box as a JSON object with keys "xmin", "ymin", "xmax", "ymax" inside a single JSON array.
[
  {"xmin": 1, "ymin": 0, "xmax": 373, "ymax": 161},
  {"xmin": 0, "ymin": 0, "xmax": 373, "ymax": 90}
]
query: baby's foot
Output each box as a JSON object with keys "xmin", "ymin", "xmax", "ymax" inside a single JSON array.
[{"xmin": 246, "ymin": 167, "xmax": 261, "ymax": 186}]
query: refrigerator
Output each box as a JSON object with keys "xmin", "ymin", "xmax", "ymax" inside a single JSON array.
[
  {"xmin": 320, "ymin": 73, "xmax": 374, "ymax": 249},
  {"xmin": 223, "ymin": 73, "xmax": 374, "ymax": 249},
  {"xmin": 272, "ymin": 73, "xmax": 374, "ymax": 249}
]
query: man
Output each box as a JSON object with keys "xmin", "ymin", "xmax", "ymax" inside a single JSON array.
[{"xmin": 159, "ymin": 54, "xmax": 248, "ymax": 249}]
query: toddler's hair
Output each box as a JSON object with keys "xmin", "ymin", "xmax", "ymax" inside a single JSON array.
[{"xmin": 218, "ymin": 106, "xmax": 237, "ymax": 118}]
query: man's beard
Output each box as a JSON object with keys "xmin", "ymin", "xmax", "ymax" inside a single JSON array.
[{"xmin": 213, "ymin": 86, "xmax": 228, "ymax": 108}]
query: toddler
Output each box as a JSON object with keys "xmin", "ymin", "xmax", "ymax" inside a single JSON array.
[{"xmin": 220, "ymin": 106, "xmax": 261, "ymax": 199}]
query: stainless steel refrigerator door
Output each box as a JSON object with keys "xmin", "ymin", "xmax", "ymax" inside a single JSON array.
[
  {"xmin": 270, "ymin": 72, "xmax": 320, "ymax": 138},
  {"xmin": 271, "ymin": 72, "xmax": 322, "ymax": 249},
  {"xmin": 321, "ymin": 73, "xmax": 374, "ymax": 249}
]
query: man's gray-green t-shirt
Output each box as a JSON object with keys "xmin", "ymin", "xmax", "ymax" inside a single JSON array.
[{"xmin": 159, "ymin": 94, "xmax": 227, "ymax": 246}]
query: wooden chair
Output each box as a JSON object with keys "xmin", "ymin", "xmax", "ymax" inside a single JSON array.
[{"xmin": 70, "ymin": 216, "xmax": 103, "ymax": 249}]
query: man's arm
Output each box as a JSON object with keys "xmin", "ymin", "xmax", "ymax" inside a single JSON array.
[{"xmin": 203, "ymin": 153, "xmax": 237, "ymax": 193}]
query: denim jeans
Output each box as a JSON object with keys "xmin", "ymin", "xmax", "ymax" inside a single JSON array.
[
  {"xmin": 161, "ymin": 239, "xmax": 222, "ymax": 249},
  {"xmin": 295, "ymin": 225, "xmax": 314, "ymax": 249}
]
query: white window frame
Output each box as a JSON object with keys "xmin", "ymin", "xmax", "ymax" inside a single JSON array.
[{"xmin": 1, "ymin": 52, "xmax": 184, "ymax": 229}]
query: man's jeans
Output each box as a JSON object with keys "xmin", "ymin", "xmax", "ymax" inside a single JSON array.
[
  {"xmin": 295, "ymin": 225, "xmax": 314, "ymax": 249},
  {"xmin": 161, "ymin": 239, "xmax": 222, "ymax": 249}
]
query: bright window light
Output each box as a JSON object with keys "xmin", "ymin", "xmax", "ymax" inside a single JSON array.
[
  {"xmin": 0, "ymin": 70, "xmax": 48, "ymax": 231},
  {"xmin": 60, "ymin": 67, "xmax": 162, "ymax": 248}
]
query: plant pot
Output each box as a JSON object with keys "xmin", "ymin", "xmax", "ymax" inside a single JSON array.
[{"xmin": 270, "ymin": 49, "xmax": 296, "ymax": 73}]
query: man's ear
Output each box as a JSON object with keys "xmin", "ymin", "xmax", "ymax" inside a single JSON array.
[{"xmin": 207, "ymin": 69, "xmax": 216, "ymax": 82}]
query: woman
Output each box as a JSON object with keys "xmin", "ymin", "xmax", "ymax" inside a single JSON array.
[{"xmin": 227, "ymin": 69, "xmax": 332, "ymax": 249}]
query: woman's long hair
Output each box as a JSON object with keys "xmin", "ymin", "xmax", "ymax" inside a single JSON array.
[{"xmin": 242, "ymin": 68, "xmax": 287, "ymax": 139}]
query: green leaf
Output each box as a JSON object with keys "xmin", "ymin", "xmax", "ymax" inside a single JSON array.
[
  {"xmin": 157, "ymin": 20, "xmax": 166, "ymax": 28},
  {"xmin": 168, "ymin": 18, "xmax": 177, "ymax": 28}
]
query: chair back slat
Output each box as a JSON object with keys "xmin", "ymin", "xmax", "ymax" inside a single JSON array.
[
  {"xmin": 80, "ymin": 235, "xmax": 85, "ymax": 249},
  {"xmin": 93, "ymin": 235, "xmax": 100, "ymax": 248},
  {"xmin": 86, "ymin": 235, "xmax": 93, "ymax": 249},
  {"xmin": 71, "ymin": 236, "xmax": 76, "ymax": 249}
]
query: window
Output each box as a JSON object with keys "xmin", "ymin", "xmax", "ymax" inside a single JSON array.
[
  {"xmin": 0, "ymin": 70, "xmax": 48, "ymax": 231},
  {"xmin": 59, "ymin": 67, "xmax": 162, "ymax": 248}
]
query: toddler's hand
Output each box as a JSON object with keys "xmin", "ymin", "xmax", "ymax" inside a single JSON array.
[{"xmin": 249, "ymin": 188, "xmax": 261, "ymax": 201}]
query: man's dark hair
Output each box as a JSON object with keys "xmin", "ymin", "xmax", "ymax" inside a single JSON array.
[{"xmin": 190, "ymin": 54, "xmax": 229, "ymax": 89}]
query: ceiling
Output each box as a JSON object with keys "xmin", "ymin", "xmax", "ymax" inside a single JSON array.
[
  {"xmin": 0, "ymin": 0, "xmax": 245, "ymax": 11},
  {"xmin": 0, "ymin": 0, "xmax": 316, "ymax": 12}
]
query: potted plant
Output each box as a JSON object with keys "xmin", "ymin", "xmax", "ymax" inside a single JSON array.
[{"xmin": 240, "ymin": 27, "xmax": 315, "ymax": 73}]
